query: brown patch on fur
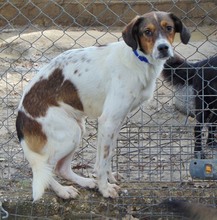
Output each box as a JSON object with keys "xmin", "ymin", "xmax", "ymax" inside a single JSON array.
[
  {"xmin": 160, "ymin": 20, "xmax": 176, "ymax": 44},
  {"xmin": 139, "ymin": 24, "xmax": 156, "ymax": 55},
  {"xmin": 59, "ymin": 79, "xmax": 83, "ymax": 109},
  {"xmin": 104, "ymin": 145, "xmax": 110, "ymax": 158},
  {"xmin": 16, "ymin": 111, "xmax": 47, "ymax": 153},
  {"xmin": 23, "ymin": 68, "xmax": 83, "ymax": 117}
]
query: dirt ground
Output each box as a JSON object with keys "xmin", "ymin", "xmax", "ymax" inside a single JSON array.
[{"xmin": 0, "ymin": 25, "xmax": 217, "ymax": 219}]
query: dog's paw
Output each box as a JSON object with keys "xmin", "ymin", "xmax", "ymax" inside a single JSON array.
[
  {"xmin": 100, "ymin": 183, "xmax": 120, "ymax": 198},
  {"xmin": 91, "ymin": 171, "xmax": 124, "ymax": 184},
  {"xmin": 108, "ymin": 172, "xmax": 124, "ymax": 184},
  {"xmin": 84, "ymin": 178, "xmax": 97, "ymax": 189},
  {"xmin": 56, "ymin": 185, "xmax": 79, "ymax": 199}
]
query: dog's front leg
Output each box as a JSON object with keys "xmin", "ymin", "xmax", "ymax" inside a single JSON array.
[{"xmin": 95, "ymin": 114, "xmax": 125, "ymax": 198}]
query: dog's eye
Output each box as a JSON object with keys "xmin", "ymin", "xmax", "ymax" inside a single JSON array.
[
  {"xmin": 166, "ymin": 26, "xmax": 173, "ymax": 32},
  {"xmin": 144, "ymin": 29, "xmax": 153, "ymax": 37}
]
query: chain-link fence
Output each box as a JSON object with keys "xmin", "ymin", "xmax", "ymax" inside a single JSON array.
[{"xmin": 0, "ymin": 0, "xmax": 217, "ymax": 219}]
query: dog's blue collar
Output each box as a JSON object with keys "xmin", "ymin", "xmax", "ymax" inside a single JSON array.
[{"xmin": 133, "ymin": 50, "xmax": 149, "ymax": 64}]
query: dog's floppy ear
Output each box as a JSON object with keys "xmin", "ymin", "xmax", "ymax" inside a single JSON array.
[
  {"xmin": 122, "ymin": 16, "xmax": 143, "ymax": 50},
  {"xmin": 170, "ymin": 13, "xmax": 191, "ymax": 44}
]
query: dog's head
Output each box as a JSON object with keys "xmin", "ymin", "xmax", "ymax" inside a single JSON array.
[{"xmin": 122, "ymin": 11, "xmax": 191, "ymax": 60}]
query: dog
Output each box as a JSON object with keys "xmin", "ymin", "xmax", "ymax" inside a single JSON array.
[
  {"xmin": 162, "ymin": 54, "xmax": 217, "ymax": 158},
  {"xmin": 162, "ymin": 198, "xmax": 217, "ymax": 220},
  {"xmin": 16, "ymin": 11, "xmax": 190, "ymax": 201}
]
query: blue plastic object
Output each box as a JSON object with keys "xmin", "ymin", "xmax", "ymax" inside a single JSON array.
[{"xmin": 190, "ymin": 159, "xmax": 217, "ymax": 180}]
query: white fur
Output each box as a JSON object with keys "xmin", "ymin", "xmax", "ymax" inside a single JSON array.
[
  {"xmin": 19, "ymin": 36, "xmax": 172, "ymax": 200},
  {"xmin": 21, "ymin": 141, "xmax": 52, "ymax": 201}
]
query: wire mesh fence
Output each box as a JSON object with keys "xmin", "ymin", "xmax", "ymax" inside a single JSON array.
[{"xmin": 0, "ymin": 0, "xmax": 217, "ymax": 219}]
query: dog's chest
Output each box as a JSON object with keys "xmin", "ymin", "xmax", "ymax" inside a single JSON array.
[
  {"xmin": 132, "ymin": 65, "xmax": 163, "ymax": 107},
  {"xmin": 131, "ymin": 79, "xmax": 156, "ymax": 111}
]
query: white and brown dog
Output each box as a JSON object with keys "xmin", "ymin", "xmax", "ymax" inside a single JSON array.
[{"xmin": 16, "ymin": 11, "xmax": 190, "ymax": 201}]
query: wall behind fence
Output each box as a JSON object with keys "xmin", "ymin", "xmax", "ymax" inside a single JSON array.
[{"xmin": 0, "ymin": 0, "xmax": 216, "ymax": 27}]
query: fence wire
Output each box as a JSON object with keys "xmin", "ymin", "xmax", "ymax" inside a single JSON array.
[{"xmin": 0, "ymin": 0, "xmax": 217, "ymax": 219}]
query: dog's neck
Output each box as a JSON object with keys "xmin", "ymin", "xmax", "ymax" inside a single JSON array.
[{"xmin": 133, "ymin": 50, "xmax": 149, "ymax": 64}]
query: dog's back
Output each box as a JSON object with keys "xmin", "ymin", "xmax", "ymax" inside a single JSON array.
[{"xmin": 162, "ymin": 54, "xmax": 217, "ymax": 87}]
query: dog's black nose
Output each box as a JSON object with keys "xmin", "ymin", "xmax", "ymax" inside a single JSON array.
[
  {"xmin": 157, "ymin": 43, "xmax": 170, "ymax": 58},
  {"xmin": 157, "ymin": 44, "xmax": 169, "ymax": 52}
]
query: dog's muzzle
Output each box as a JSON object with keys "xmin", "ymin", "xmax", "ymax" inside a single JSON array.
[{"xmin": 153, "ymin": 39, "xmax": 173, "ymax": 60}]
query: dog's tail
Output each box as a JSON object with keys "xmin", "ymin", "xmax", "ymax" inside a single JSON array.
[
  {"xmin": 31, "ymin": 154, "xmax": 52, "ymax": 202},
  {"xmin": 162, "ymin": 198, "xmax": 217, "ymax": 220},
  {"xmin": 162, "ymin": 53, "xmax": 196, "ymax": 87},
  {"xmin": 22, "ymin": 141, "xmax": 52, "ymax": 201}
]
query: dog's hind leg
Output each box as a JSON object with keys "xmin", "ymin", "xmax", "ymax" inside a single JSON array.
[
  {"xmin": 55, "ymin": 151, "xmax": 96, "ymax": 189},
  {"xmin": 194, "ymin": 123, "xmax": 205, "ymax": 158},
  {"xmin": 22, "ymin": 139, "xmax": 80, "ymax": 201},
  {"xmin": 54, "ymin": 116, "xmax": 96, "ymax": 189},
  {"xmin": 194, "ymin": 91, "xmax": 211, "ymax": 158},
  {"xmin": 206, "ymin": 112, "xmax": 217, "ymax": 148}
]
